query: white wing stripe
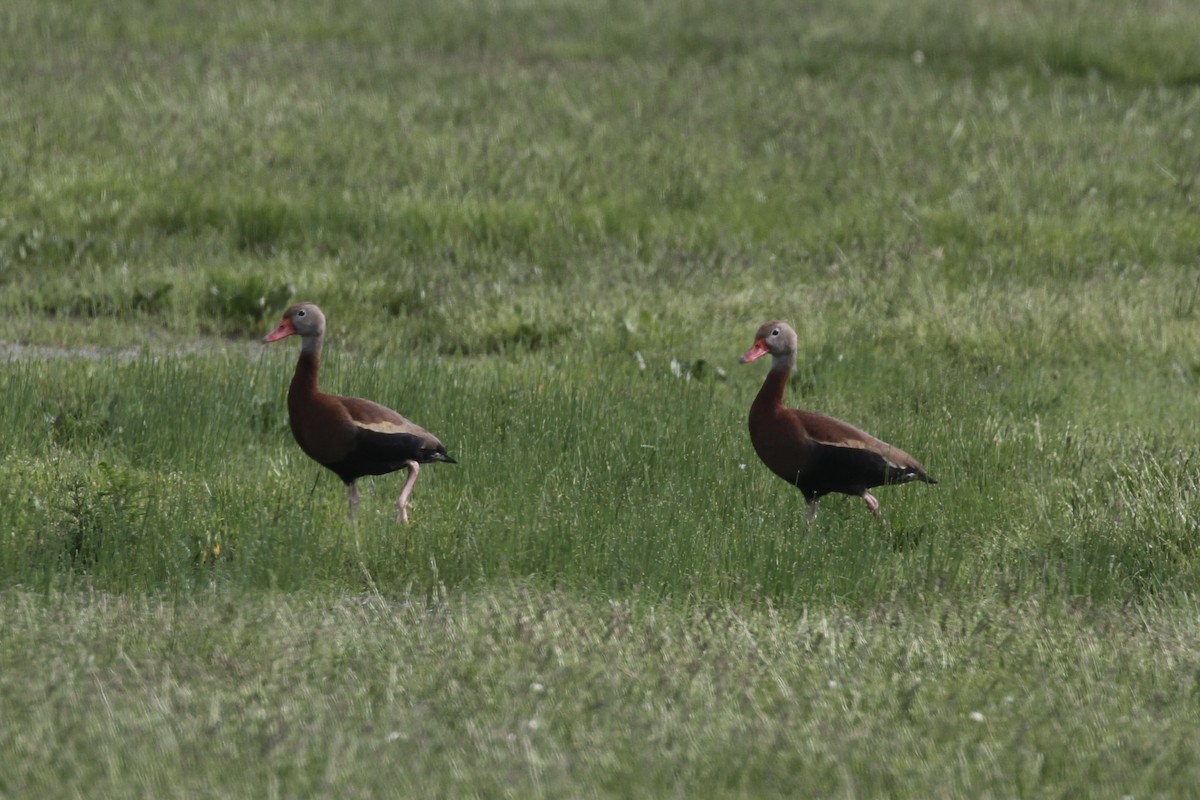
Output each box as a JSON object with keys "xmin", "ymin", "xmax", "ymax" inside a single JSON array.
[{"xmin": 353, "ymin": 420, "xmax": 413, "ymax": 435}]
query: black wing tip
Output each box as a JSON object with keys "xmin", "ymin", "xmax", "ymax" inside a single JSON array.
[{"xmin": 887, "ymin": 467, "xmax": 937, "ymax": 486}]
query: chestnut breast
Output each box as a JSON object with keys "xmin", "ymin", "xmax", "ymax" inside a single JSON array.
[
  {"xmin": 287, "ymin": 391, "xmax": 358, "ymax": 467},
  {"xmin": 748, "ymin": 404, "xmax": 818, "ymax": 484}
]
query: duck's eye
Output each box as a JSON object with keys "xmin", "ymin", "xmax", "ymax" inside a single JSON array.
[
  {"xmin": 771, "ymin": 327, "xmax": 780, "ymax": 336},
  {"xmin": 296, "ymin": 309, "xmax": 306, "ymax": 317}
]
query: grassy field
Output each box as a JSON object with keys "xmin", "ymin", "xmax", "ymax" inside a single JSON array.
[{"xmin": 3, "ymin": 0, "xmax": 1200, "ymax": 795}]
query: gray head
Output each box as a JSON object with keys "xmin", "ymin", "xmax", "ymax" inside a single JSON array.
[
  {"xmin": 263, "ymin": 302, "xmax": 327, "ymax": 352},
  {"xmin": 739, "ymin": 320, "xmax": 798, "ymax": 368}
]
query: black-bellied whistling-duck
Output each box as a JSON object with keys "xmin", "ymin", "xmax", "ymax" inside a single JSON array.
[
  {"xmin": 739, "ymin": 320, "xmax": 935, "ymax": 523},
  {"xmin": 264, "ymin": 302, "xmax": 455, "ymax": 523}
]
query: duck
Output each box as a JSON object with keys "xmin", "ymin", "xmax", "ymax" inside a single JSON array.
[
  {"xmin": 739, "ymin": 320, "xmax": 934, "ymax": 523},
  {"xmin": 264, "ymin": 302, "xmax": 455, "ymax": 522}
]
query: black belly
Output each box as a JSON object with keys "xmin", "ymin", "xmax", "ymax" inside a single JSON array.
[
  {"xmin": 775, "ymin": 442, "xmax": 913, "ymax": 501},
  {"xmin": 324, "ymin": 429, "xmax": 453, "ymax": 484}
]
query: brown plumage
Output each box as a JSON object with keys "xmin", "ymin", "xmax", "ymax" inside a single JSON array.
[
  {"xmin": 739, "ymin": 320, "xmax": 934, "ymax": 523},
  {"xmin": 264, "ymin": 302, "xmax": 455, "ymax": 523}
]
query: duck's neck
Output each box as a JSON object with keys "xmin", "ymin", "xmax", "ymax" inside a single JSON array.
[
  {"xmin": 752, "ymin": 354, "xmax": 793, "ymax": 413},
  {"xmin": 288, "ymin": 335, "xmax": 323, "ymax": 402}
]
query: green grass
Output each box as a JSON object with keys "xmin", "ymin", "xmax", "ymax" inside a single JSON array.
[
  {"xmin": 3, "ymin": 0, "xmax": 1200, "ymax": 795},
  {"xmin": 4, "ymin": 587, "xmax": 1200, "ymax": 798}
]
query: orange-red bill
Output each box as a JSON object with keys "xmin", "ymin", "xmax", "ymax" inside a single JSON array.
[
  {"xmin": 263, "ymin": 318, "xmax": 296, "ymax": 343},
  {"xmin": 739, "ymin": 339, "xmax": 769, "ymax": 364}
]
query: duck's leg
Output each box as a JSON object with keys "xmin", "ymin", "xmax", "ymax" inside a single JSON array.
[
  {"xmin": 396, "ymin": 460, "xmax": 421, "ymax": 524},
  {"xmin": 862, "ymin": 491, "xmax": 888, "ymax": 526},
  {"xmin": 348, "ymin": 481, "xmax": 360, "ymax": 521}
]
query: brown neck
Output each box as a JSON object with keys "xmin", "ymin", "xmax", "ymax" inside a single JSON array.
[
  {"xmin": 289, "ymin": 333, "xmax": 323, "ymax": 395},
  {"xmin": 288, "ymin": 350, "xmax": 320, "ymax": 407},
  {"xmin": 751, "ymin": 359, "xmax": 791, "ymax": 415}
]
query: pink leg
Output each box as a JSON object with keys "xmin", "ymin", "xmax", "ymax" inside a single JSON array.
[
  {"xmin": 348, "ymin": 481, "xmax": 360, "ymax": 521},
  {"xmin": 862, "ymin": 491, "xmax": 887, "ymax": 525},
  {"xmin": 396, "ymin": 460, "xmax": 420, "ymax": 524}
]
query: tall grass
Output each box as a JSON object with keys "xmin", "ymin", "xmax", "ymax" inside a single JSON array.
[
  {"xmin": 2, "ymin": 328, "xmax": 1197, "ymax": 605},
  {"xmin": 3, "ymin": 0, "xmax": 1200, "ymax": 794}
]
